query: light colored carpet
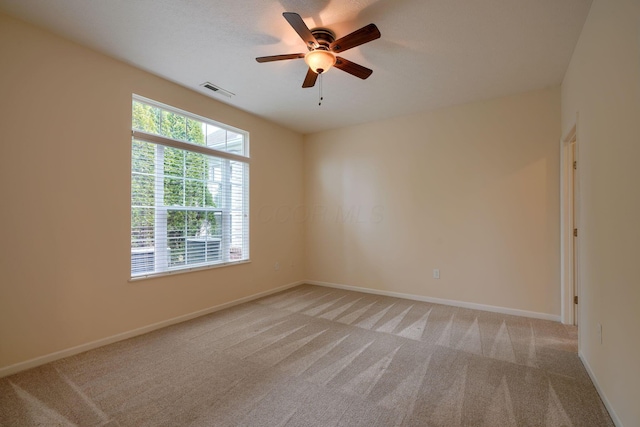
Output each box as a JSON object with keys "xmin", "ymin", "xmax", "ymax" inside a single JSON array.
[{"xmin": 0, "ymin": 284, "xmax": 614, "ymax": 426}]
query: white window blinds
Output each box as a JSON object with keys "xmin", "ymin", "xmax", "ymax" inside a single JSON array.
[{"xmin": 131, "ymin": 96, "xmax": 249, "ymax": 278}]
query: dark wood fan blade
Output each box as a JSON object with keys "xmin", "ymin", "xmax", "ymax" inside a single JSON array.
[
  {"xmin": 302, "ymin": 68, "xmax": 318, "ymax": 88},
  {"xmin": 256, "ymin": 53, "xmax": 305, "ymax": 63},
  {"xmin": 330, "ymin": 24, "xmax": 380, "ymax": 53},
  {"xmin": 283, "ymin": 12, "xmax": 318, "ymax": 48},
  {"xmin": 334, "ymin": 57, "xmax": 373, "ymax": 79}
]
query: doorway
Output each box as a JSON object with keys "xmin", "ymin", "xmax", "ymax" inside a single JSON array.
[{"xmin": 561, "ymin": 125, "xmax": 578, "ymax": 325}]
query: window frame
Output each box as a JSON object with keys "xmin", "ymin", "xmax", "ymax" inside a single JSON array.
[{"xmin": 130, "ymin": 95, "xmax": 250, "ymax": 280}]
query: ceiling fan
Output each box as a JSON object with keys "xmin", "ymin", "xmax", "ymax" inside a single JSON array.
[{"xmin": 256, "ymin": 12, "xmax": 381, "ymax": 88}]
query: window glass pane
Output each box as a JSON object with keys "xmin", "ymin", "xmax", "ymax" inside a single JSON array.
[
  {"xmin": 185, "ymin": 179, "xmax": 206, "ymax": 207},
  {"xmin": 185, "ymin": 211, "xmax": 201, "ymax": 237},
  {"xmin": 227, "ymin": 131, "xmax": 244, "ymax": 155},
  {"xmin": 131, "ymin": 248, "xmax": 155, "ymax": 274},
  {"xmin": 131, "ymin": 207, "xmax": 156, "ymax": 275},
  {"xmin": 230, "ymin": 211, "xmax": 244, "ymax": 261},
  {"xmin": 188, "ymin": 177, "xmax": 203, "ymax": 208},
  {"xmin": 132, "ymin": 101, "xmax": 160, "ymax": 133},
  {"xmin": 164, "ymin": 178, "xmax": 184, "ymax": 206},
  {"xmin": 131, "ymin": 174, "xmax": 154, "ymax": 207},
  {"xmin": 164, "ymin": 147, "xmax": 184, "ymax": 177},
  {"xmin": 167, "ymin": 210, "xmax": 186, "ymax": 236},
  {"xmin": 185, "ymin": 152, "xmax": 206, "ymax": 180},
  {"xmin": 132, "ymin": 140, "xmax": 155, "ymax": 173},
  {"xmin": 206, "ymin": 124, "xmax": 226, "ymax": 151},
  {"xmin": 167, "ymin": 210, "xmax": 186, "ymax": 267},
  {"xmin": 160, "ymin": 110, "xmax": 187, "ymax": 141},
  {"xmin": 169, "ymin": 240, "xmax": 186, "ymax": 267},
  {"xmin": 205, "ymin": 180, "xmax": 218, "ymax": 208},
  {"xmin": 184, "ymin": 211, "xmax": 221, "ymax": 265},
  {"xmin": 206, "ymin": 211, "xmax": 222, "ymax": 237},
  {"xmin": 131, "ymin": 208, "xmax": 155, "ymax": 248},
  {"xmin": 187, "ymin": 118, "xmax": 205, "ymax": 145}
]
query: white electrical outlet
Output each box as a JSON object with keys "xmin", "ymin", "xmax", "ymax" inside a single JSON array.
[
  {"xmin": 597, "ymin": 323, "xmax": 602, "ymax": 344},
  {"xmin": 433, "ymin": 269, "xmax": 440, "ymax": 279},
  {"xmin": 274, "ymin": 262, "xmax": 280, "ymax": 271}
]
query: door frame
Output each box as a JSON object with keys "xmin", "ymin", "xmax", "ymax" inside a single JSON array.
[{"xmin": 560, "ymin": 121, "xmax": 578, "ymax": 325}]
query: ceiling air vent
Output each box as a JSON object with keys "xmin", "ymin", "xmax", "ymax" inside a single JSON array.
[{"xmin": 200, "ymin": 82, "xmax": 234, "ymax": 98}]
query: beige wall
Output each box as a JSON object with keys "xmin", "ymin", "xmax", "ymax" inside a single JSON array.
[
  {"xmin": 0, "ymin": 13, "xmax": 305, "ymax": 370},
  {"xmin": 561, "ymin": 0, "xmax": 640, "ymax": 425},
  {"xmin": 305, "ymin": 88, "xmax": 561, "ymax": 316}
]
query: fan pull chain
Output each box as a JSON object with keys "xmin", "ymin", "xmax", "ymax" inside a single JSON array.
[{"xmin": 318, "ymin": 73, "xmax": 323, "ymax": 106}]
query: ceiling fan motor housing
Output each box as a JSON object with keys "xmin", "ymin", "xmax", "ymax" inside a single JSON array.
[{"xmin": 309, "ymin": 28, "xmax": 335, "ymax": 49}]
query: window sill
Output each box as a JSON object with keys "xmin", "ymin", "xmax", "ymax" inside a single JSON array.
[{"xmin": 129, "ymin": 259, "xmax": 251, "ymax": 282}]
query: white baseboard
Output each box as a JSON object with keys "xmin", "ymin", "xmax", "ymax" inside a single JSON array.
[
  {"xmin": 306, "ymin": 280, "xmax": 561, "ymax": 322},
  {"xmin": 0, "ymin": 280, "xmax": 303, "ymax": 378},
  {"xmin": 578, "ymin": 352, "xmax": 623, "ymax": 427},
  {"xmin": 1, "ymin": 279, "xmax": 561, "ymax": 379}
]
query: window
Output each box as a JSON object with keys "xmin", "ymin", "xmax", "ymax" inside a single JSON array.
[{"xmin": 131, "ymin": 96, "xmax": 249, "ymax": 278}]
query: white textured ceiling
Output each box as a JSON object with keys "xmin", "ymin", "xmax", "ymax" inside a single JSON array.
[{"xmin": 0, "ymin": 0, "xmax": 592, "ymax": 134}]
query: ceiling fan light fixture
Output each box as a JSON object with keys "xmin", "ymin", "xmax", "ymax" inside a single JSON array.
[{"xmin": 304, "ymin": 50, "xmax": 336, "ymax": 74}]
